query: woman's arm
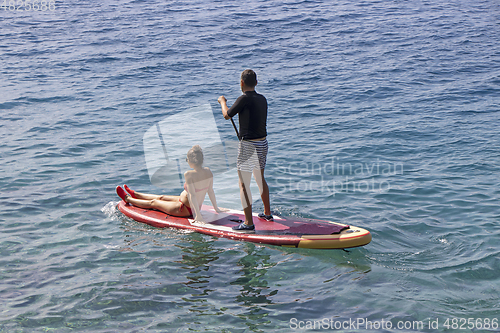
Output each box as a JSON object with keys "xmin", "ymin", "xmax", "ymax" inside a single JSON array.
[{"xmin": 207, "ymin": 177, "xmax": 222, "ymax": 213}]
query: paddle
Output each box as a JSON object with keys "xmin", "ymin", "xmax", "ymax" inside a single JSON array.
[{"xmin": 230, "ymin": 117, "xmax": 241, "ymax": 141}]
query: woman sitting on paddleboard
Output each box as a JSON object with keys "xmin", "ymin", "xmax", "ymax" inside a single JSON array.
[{"xmin": 116, "ymin": 145, "xmax": 223, "ymax": 222}]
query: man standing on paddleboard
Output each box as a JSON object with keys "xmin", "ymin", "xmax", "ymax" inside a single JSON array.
[{"xmin": 218, "ymin": 69, "xmax": 273, "ymax": 231}]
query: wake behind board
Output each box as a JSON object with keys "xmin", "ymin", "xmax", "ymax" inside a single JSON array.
[{"xmin": 117, "ymin": 201, "xmax": 371, "ymax": 249}]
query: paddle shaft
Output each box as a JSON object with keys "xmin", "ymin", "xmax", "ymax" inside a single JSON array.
[{"xmin": 230, "ymin": 117, "xmax": 241, "ymax": 141}]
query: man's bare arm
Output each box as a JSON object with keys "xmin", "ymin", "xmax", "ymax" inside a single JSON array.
[{"xmin": 218, "ymin": 96, "xmax": 230, "ymax": 119}]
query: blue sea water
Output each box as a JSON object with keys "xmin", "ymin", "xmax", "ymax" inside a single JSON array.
[{"xmin": 1, "ymin": 0, "xmax": 499, "ymax": 332}]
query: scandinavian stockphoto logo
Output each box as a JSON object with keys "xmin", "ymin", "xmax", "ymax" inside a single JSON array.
[
  {"xmin": 274, "ymin": 157, "xmax": 403, "ymax": 195},
  {"xmin": 142, "ymin": 104, "xmax": 400, "ymax": 205}
]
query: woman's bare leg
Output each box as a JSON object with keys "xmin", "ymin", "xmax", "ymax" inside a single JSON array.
[
  {"xmin": 126, "ymin": 197, "xmax": 190, "ymax": 217},
  {"xmin": 132, "ymin": 192, "xmax": 162, "ymax": 200},
  {"xmin": 124, "ymin": 186, "xmax": 179, "ymax": 202},
  {"xmin": 134, "ymin": 192, "xmax": 179, "ymax": 202},
  {"xmin": 125, "ymin": 197, "xmax": 154, "ymax": 209}
]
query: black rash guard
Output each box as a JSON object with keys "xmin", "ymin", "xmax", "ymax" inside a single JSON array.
[{"xmin": 227, "ymin": 91, "xmax": 268, "ymax": 140}]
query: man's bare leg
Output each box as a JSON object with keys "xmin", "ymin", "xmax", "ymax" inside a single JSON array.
[
  {"xmin": 238, "ymin": 170, "xmax": 253, "ymax": 226},
  {"xmin": 253, "ymin": 168, "xmax": 271, "ymax": 216}
]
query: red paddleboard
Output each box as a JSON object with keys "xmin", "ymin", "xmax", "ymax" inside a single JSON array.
[{"xmin": 117, "ymin": 201, "xmax": 371, "ymax": 249}]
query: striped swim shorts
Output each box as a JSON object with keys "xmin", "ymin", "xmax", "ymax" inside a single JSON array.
[{"xmin": 237, "ymin": 138, "xmax": 268, "ymax": 172}]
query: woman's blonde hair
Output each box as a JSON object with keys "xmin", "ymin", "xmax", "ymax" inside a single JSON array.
[{"xmin": 187, "ymin": 145, "xmax": 203, "ymax": 166}]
